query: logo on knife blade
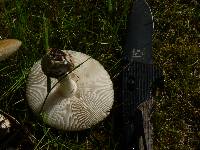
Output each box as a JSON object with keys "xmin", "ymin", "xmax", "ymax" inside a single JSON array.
[{"xmin": 131, "ymin": 48, "xmax": 145, "ymax": 58}]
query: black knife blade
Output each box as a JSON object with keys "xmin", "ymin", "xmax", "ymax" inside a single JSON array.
[{"xmin": 120, "ymin": 0, "xmax": 163, "ymax": 149}]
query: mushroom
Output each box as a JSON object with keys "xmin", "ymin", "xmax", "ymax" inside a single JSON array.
[
  {"xmin": 0, "ymin": 39, "xmax": 22, "ymax": 61},
  {"xmin": 0, "ymin": 38, "xmax": 22, "ymax": 131},
  {"xmin": 0, "ymin": 110, "xmax": 37, "ymax": 149},
  {"xmin": 26, "ymin": 48, "xmax": 114, "ymax": 131},
  {"xmin": 0, "ymin": 112, "xmax": 12, "ymax": 142}
]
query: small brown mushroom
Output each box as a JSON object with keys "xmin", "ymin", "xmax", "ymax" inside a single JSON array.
[{"xmin": 0, "ymin": 39, "xmax": 22, "ymax": 61}]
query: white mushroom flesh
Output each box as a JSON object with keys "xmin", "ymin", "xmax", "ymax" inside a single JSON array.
[
  {"xmin": 26, "ymin": 50, "xmax": 114, "ymax": 131},
  {"xmin": 0, "ymin": 114, "xmax": 11, "ymax": 129}
]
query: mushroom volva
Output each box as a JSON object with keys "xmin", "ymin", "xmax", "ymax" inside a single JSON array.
[{"xmin": 26, "ymin": 48, "xmax": 114, "ymax": 131}]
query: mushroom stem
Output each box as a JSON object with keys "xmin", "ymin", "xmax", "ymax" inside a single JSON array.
[{"xmin": 56, "ymin": 75, "xmax": 77, "ymax": 98}]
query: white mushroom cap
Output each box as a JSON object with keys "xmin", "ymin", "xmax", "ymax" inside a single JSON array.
[
  {"xmin": 0, "ymin": 39, "xmax": 22, "ymax": 61},
  {"xmin": 26, "ymin": 50, "xmax": 114, "ymax": 131}
]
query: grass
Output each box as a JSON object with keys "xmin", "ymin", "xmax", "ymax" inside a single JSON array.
[{"xmin": 0, "ymin": 0, "xmax": 199, "ymax": 149}]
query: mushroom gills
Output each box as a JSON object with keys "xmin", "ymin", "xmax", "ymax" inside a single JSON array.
[{"xmin": 26, "ymin": 50, "xmax": 114, "ymax": 131}]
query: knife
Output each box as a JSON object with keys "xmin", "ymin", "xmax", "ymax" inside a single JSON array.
[{"xmin": 119, "ymin": 0, "xmax": 163, "ymax": 149}]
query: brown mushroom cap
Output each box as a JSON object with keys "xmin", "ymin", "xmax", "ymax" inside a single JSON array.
[
  {"xmin": 26, "ymin": 50, "xmax": 114, "ymax": 131},
  {"xmin": 0, "ymin": 39, "xmax": 22, "ymax": 61}
]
